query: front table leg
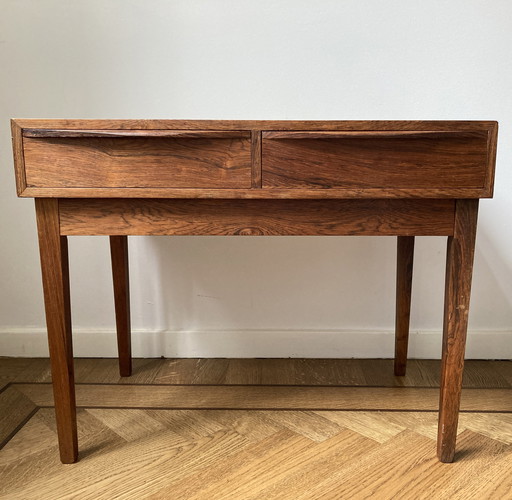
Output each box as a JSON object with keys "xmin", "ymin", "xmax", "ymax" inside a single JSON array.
[
  {"xmin": 437, "ymin": 199, "xmax": 479, "ymax": 463},
  {"xmin": 35, "ymin": 199, "xmax": 78, "ymax": 464}
]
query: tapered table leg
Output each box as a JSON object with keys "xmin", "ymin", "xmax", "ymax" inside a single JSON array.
[
  {"xmin": 35, "ymin": 199, "xmax": 78, "ymax": 464},
  {"xmin": 394, "ymin": 236, "xmax": 415, "ymax": 376},
  {"xmin": 437, "ymin": 199, "xmax": 479, "ymax": 463},
  {"xmin": 110, "ymin": 236, "xmax": 132, "ymax": 377}
]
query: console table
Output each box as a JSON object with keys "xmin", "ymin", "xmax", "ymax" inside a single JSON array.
[{"xmin": 11, "ymin": 119, "xmax": 498, "ymax": 464}]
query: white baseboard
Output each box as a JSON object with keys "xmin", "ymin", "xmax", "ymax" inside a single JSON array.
[{"xmin": 1, "ymin": 328, "xmax": 511, "ymax": 359}]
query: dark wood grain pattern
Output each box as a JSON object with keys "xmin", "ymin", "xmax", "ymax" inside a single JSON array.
[
  {"xmin": 262, "ymin": 131, "xmax": 485, "ymax": 139},
  {"xmin": 262, "ymin": 132, "xmax": 489, "ymax": 190},
  {"xmin": 394, "ymin": 236, "xmax": 415, "ymax": 376},
  {"xmin": 437, "ymin": 199, "xmax": 479, "ymax": 463},
  {"xmin": 251, "ymin": 130, "xmax": 262, "ymax": 188},
  {"xmin": 12, "ymin": 120, "xmax": 497, "ymax": 199},
  {"xmin": 23, "ymin": 129, "xmax": 248, "ymax": 139},
  {"xmin": 110, "ymin": 236, "xmax": 131, "ymax": 377},
  {"xmin": 58, "ymin": 199, "xmax": 455, "ymax": 237},
  {"xmin": 23, "ymin": 135, "xmax": 252, "ymax": 189},
  {"xmin": 485, "ymin": 123, "xmax": 499, "ymax": 196},
  {"xmin": 13, "ymin": 119, "xmax": 497, "ymax": 131},
  {"xmin": 19, "ymin": 186, "xmax": 493, "ymax": 199},
  {"xmin": 35, "ymin": 198, "xmax": 77, "ymax": 463}
]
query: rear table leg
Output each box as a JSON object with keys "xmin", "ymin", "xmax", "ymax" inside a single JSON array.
[
  {"xmin": 394, "ymin": 236, "xmax": 415, "ymax": 376},
  {"xmin": 110, "ymin": 235, "xmax": 132, "ymax": 377}
]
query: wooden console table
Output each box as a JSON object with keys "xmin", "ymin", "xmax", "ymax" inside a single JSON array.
[{"xmin": 11, "ymin": 119, "xmax": 498, "ymax": 464}]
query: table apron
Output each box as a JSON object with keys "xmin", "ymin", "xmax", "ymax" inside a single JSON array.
[{"xmin": 57, "ymin": 198, "xmax": 455, "ymax": 236}]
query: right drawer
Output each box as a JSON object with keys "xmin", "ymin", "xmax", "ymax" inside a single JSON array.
[{"xmin": 261, "ymin": 130, "xmax": 491, "ymax": 191}]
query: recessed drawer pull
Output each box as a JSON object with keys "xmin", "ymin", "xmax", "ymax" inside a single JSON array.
[
  {"xmin": 23, "ymin": 129, "xmax": 249, "ymax": 139},
  {"xmin": 262, "ymin": 131, "xmax": 486, "ymax": 140}
]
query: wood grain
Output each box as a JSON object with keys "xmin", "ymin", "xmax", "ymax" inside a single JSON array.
[
  {"xmin": 251, "ymin": 130, "xmax": 262, "ymax": 188},
  {"xmin": 485, "ymin": 121, "xmax": 499, "ymax": 196},
  {"xmin": 14, "ymin": 384, "xmax": 512, "ymax": 412},
  {"xmin": 23, "ymin": 130, "xmax": 249, "ymax": 139},
  {"xmin": 262, "ymin": 130, "xmax": 487, "ymax": 139},
  {"xmin": 110, "ymin": 236, "xmax": 131, "ymax": 377},
  {"xmin": 24, "ymin": 135, "xmax": 252, "ymax": 189},
  {"xmin": 58, "ymin": 199, "xmax": 456, "ymax": 236},
  {"xmin": 12, "ymin": 119, "xmax": 497, "ymax": 132},
  {"xmin": 3, "ymin": 409, "xmax": 511, "ymax": 500},
  {"xmin": 437, "ymin": 199, "xmax": 479, "ymax": 463},
  {"xmin": 144, "ymin": 426, "xmax": 355, "ymax": 500},
  {"xmin": 35, "ymin": 198, "xmax": 78, "ymax": 463},
  {"xmin": 288, "ymin": 429, "xmax": 499, "ymax": 500},
  {"xmin": 394, "ymin": 236, "xmax": 415, "ymax": 376},
  {"xmin": 262, "ymin": 132, "xmax": 489, "ymax": 190},
  {"xmin": 2, "ymin": 358, "xmax": 512, "ymax": 489},
  {"xmin": 13, "ymin": 120, "xmax": 497, "ymax": 199},
  {"xmin": 10, "ymin": 119, "xmax": 26, "ymax": 196},
  {"xmin": 3, "ymin": 358, "xmax": 510, "ymax": 388},
  {"xmin": 19, "ymin": 186, "xmax": 494, "ymax": 199},
  {"xmin": 0, "ymin": 386, "xmax": 37, "ymax": 448}
]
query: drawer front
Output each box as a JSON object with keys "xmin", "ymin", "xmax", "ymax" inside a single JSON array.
[
  {"xmin": 23, "ymin": 131, "xmax": 252, "ymax": 189},
  {"xmin": 262, "ymin": 131, "xmax": 490, "ymax": 190}
]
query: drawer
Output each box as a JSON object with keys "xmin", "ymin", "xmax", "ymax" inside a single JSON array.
[
  {"xmin": 22, "ymin": 130, "xmax": 252, "ymax": 189},
  {"xmin": 262, "ymin": 131, "xmax": 490, "ymax": 190}
]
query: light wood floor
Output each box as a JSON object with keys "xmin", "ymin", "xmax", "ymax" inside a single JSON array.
[{"xmin": 1, "ymin": 358, "xmax": 512, "ymax": 499}]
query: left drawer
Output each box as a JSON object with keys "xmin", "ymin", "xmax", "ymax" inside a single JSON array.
[{"xmin": 21, "ymin": 130, "xmax": 252, "ymax": 189}]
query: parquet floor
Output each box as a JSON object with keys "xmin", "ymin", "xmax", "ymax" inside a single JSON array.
[{"xmin": 1, "ymin": 358, "xmax": 512, "ymax": 499}]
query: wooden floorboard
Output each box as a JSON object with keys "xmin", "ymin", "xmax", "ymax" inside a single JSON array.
[
  {"xmin": 1, "ymin": 358, "xmax": 512, "ymax": 499},
  {"xmin": 2, "ymin": 357, "xmax": 512, "ymax": 387},
  {"xmin": 12, "ymin": 383, "xmax": 512, "ymax": 412},
  {"xmin": 0, "ymin": 386, "xmax": 37, "ymax": 448}
]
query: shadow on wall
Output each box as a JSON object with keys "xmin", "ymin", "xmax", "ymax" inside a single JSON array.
[
  {"xmin": 131, "ymin": 235, "xmax": 397, "ymax": 338},
  {"xmin": 125, "ymin": 221, "xmax": 512, "ymax": 357},
  {"xmin": 471, "ymin": 223, "xmax": 512, "ymax": 329}
]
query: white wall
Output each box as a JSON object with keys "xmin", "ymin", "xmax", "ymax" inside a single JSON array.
[{"xmin": 1, "ymin": 0, "xmax": 511, "ymax": 358}]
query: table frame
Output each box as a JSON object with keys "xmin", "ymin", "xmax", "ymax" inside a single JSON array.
[{"xmin": 34, "ymin": 196, "xmax": 477, "ymax": 464}]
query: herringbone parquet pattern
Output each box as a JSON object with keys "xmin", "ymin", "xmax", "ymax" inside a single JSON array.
[{"xmin": 1, "ymin": 358, "xmax": 512, "ymax": 499}]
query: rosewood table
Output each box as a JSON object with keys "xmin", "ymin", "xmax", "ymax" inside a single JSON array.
[{"xmin": 11, "ymin": 119, "xmax": 498, "ymax": 464}]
